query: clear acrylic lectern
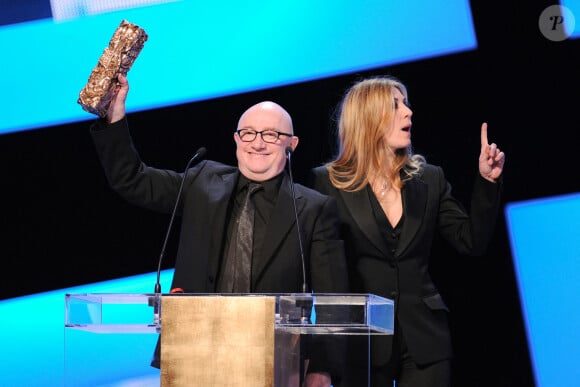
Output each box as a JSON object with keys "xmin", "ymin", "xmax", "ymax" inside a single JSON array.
[{"xmin": 64, "ymin": 293, "xmax": 393, "ymax": 386}]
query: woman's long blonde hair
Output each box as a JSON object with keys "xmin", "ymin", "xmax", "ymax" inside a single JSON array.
[{"xmin": 327, "ymin": 75, "xmax": 425, "ymax": 192}]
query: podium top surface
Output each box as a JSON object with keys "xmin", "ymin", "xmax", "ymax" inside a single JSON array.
[
  {"xmin": 65, "ymin": 292, "xmax": 390, "ymax": 302},
  {"xmin": 65, "ymin": 293, "xmax": 394, "ymax": 335}
]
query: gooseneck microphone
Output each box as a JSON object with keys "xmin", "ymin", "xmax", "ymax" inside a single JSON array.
[
  {"xmin": 285, "ymin": 146, "xmax": 308, "ymax": 294},
  {"xmin": 153, "ymin": 147, "xmax": 207, "ymax": 324},
  {"xmin": 285, "ymin": 146, "xmax": 312, "ymax": 332}
]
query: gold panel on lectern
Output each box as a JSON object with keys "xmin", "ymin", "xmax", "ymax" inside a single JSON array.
[{"xmin": 160, "ymin": 296, "xmax": 275, "ymax": 387}]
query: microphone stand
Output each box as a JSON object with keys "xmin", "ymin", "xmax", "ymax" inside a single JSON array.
[
  {"xmin": 151, "ymin": 147, "xmax": 207, "ymax": 328},
  {"xmin": 285, "ymin": 146, "xmax": 312, "ymax": 325},
  {"xmin": 285, "ymin": 146, "xmax": 315, "ymax": 387}
]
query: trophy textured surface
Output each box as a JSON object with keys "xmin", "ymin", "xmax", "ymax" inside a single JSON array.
[{"xmin": 78, "ymin": 20, "xmax": 148, "ymax": 117}]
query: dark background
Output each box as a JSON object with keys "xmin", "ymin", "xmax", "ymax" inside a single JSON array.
[{"xmin": 1, "ymin": 2, "xmax": 578, "ymax": 386}]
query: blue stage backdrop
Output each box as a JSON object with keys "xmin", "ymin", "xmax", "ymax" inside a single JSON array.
[
  {"xmin": 0, "ymin": 270, "xmax": 173, "ymax": 387},
  {"xmin": 562, "ymin": 0, "xmax": 580, "ymax": 37},
  {"xmin": 505, "ymin": 193, "xmax": 580, "ymax": 387},
  {"xmin": 0, "ymin": 0, "xmax": 477, "ymax": 135}
]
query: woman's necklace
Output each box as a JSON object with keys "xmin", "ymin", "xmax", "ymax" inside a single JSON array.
[
  {"xmin": 372, "ymin": 174, "xmax": 390, "ymax": 200},
  {"xmin": 379, "ymin": 180, "xmax": 388, "ymax": 198}
]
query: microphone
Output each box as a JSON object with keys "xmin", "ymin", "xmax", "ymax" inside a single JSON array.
[
  {"xmin": 285, "ymin": 146, "xmax": 308, "ymax": 294},
  {"xmin": 285, "ymin": 146, "xmax": 311, "ymax": 327},
  {"xmin": 152, "ymin": 147, "xmax": 207, "ymax": 325}
]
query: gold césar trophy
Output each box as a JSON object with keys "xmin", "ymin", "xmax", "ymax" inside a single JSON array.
[{"xmin": 78, "ymin": 20, "xmax": 148, "ymax": 117}]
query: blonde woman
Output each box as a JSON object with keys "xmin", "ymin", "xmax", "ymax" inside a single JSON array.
[{"xmin": 310, "ymin": 75, "xmax": 505, "ymax": 387}]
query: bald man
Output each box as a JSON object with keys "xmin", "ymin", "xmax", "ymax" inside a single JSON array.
[{"xmin": 90, "ymin": 74, "xmax": 348, "ymax": 386}]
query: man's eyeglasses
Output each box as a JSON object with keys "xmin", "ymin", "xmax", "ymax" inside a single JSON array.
[{"xmin": 236, "ymin": 129, "xmax": 292, "ymax": 144}]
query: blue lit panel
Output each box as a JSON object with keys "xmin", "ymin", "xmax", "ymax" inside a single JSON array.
[
  {"xmin": 0, "ymin": 270, "xmax": 173, "ymax": 387},
  {"xmin": 0, "ymin": 0, "xmax": 476, "ymax": 134},
  {"xmin": 562, "ymin": 0, "xmax": 580, "ymax": 37},
  {"xmin": 505, "ymin": 193, "xmax": 580, "ymax": 387}
]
